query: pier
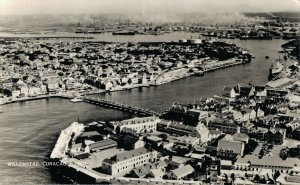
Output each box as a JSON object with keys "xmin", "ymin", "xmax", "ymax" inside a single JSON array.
[
  {"xmin": 84, "ymin": 97, "xmax": 160, "ymax": 116},
  {"xmin": 203, "ymin": 58, "xmax": 246, "ymax": 72}
]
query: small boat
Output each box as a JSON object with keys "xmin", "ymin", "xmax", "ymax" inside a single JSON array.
[{"xmin": 70, "ymin": 97, "xmax": 84, "ymax": 103}]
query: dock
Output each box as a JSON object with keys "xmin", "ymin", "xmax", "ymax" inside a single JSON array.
[
  {"xmin": 203, "ymin": 58, "xmax": 246, "ymax": 72},
  {"xmin": 84, "ymin": 97, "xmax": 160, "ymax": 116}
]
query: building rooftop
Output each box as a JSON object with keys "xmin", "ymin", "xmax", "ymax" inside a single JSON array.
[
  {"xmin": 89, "ymin": 139, "xmax": 117, "ymax": 150},
  {"xmin": 114, "ymin": 147, "xmax": 149, "ymax": 162},
  {"xmin": 172, "ymin": 164, "xmax": 194, "ymax": 179},
  {"xmin": 236, "ymin": 155, "xmax": 300, "ymax": 168},
  {"xmin": 111, "ymin": 116, "xmax": 158, "ymax": 126},
  {"xmin": 266, "ymin": 77, "xmax": 293, "ymax": 88},
  {"xmin": 217, "ymin": 139, "xmax": 244, "ymax": 155},
  {"xmin": 81, "ymin": 131, "xmax": 101, "ymax": 138}
]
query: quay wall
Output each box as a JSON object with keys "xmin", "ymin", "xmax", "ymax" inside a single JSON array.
[
  {"xmin": 152, "ymin": 58, "xmax": 248, "ymax": 86},
  {"xmin": 4, "ymin": 94, "xmax": 73, "ymax": 105}
]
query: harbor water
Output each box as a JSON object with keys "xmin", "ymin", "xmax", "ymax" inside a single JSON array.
[{"xmin": 0, "ymin": 33, "xmax": 290, "ymax": 183}]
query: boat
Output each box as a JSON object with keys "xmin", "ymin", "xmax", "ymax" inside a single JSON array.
[
  {"xmin": 70, "ymin": 97, "xmax": 84, "ymax": 103},
  {"xmin": 112, "ymin": 31, "xmax": 135, "ymax": 35},
  {"xmin": 268, "ymin": 58, "xmax": 283, "ymax": 80}
]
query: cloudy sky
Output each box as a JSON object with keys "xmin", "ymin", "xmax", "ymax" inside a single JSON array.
[{"xmin": 0, "ymin": 0, "xmax": 299, "ymax": 15}]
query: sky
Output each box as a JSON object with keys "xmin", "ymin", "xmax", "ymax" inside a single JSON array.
[{"xmin": 0, "ymin": 0, "xmax": 299, "ymax": 15}]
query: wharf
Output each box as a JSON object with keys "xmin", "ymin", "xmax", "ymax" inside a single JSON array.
[
  {"xmin": 203, "ymin": 58, "xmax": 246, "ymax": 72},
  {"xmin": 5, "ymin": 94, "xmax": 73, "ymax": 105}
]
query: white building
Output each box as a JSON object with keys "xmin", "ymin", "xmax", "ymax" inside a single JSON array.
[
  {"xmin": 11, "ymin": 89, "xmax": 20, "ymax": 98},
  {"xmin": 20, "ymin": 85, "xmax": 29, "ymax": 97},
  {"xmin": 235, "ymin": 156, "xmax": 300, "ymax": 174},
  {"xmin": 47, "ymin": 79, "xmax": 60, "ymax": 93},
  {"xmin": 102, "ymin": 147, "xmax": 158, "ymax": 176},
  {"xmin": 40, "ymin": 85, "xmax": 48, "ymax": 94},
  {"xmin": 222, "ymin": 86, "xmax": 236, "ymax": 98},
  {"xmin": 110, "ymin": 116, "xmax": 159, "ymax": 134},
  {"xmin": 28, "ymin": 86, "xmax": 41, "ymax": 97},
  {"xmin": 170, "ymin": 164, "xmax": 195, "ymax": 180}
]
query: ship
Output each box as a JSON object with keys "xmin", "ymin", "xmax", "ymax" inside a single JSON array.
[
  {"xmin": 268, "ymin": 58, "xmax": 283, "ymax": 80},
  {"xmin": 112, "ymin": 31, "xmax": 135, "ymax": 35},
  {"xmin": 70, "ymin": 97, "xmax": 84, "ymax": 103}
]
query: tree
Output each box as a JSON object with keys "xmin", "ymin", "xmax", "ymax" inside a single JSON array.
[
  {"xmin": 230, "ymin": 173, "xmax": 236, "ymax": 183},
  {"xmin": 254, "ymin": 174, "xmax": 260, "ymax": 183},
  {"xmin": 274, "ymin": 171, "xmax": 281, "ymax": 180},
  {"xmin": 128, "ymin": 78, "xmax": 132, "ymax": 84},
  {"xmin": 224, "ymin": 174, "xmax": 229, "ymax": 183}
]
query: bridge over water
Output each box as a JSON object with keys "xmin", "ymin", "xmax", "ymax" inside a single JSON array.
[{"xmin": 84, "ymin": 97, "xmax": 160, "ymax": 116}]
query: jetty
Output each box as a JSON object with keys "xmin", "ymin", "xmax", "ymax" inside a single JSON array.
[{"xmin": 84, "ymin": 97, "xmax": 160, "ymax": 116}]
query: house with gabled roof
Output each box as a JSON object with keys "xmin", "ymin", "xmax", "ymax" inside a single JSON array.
[
  {"xmin": 217, "ymin": 134, "xmax": 245, "ymax": 160},
  {"xmin": 170, "ymin": 164, "xmax": 194, "ymax": 180}
]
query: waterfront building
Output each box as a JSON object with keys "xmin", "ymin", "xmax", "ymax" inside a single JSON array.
[
  {"xmin": 222, "ymin": 86, "xmax": 236, "ymax": 99},
  {"xmin": 237, "ymin": 85, "xmax": 255, "ymax": 97},
  {"xmin": 28, "ymin": 86, "xmax": 41, "ymax": 97},
  {"xmin": 47, "ymin": 79, "xmax": 60, "ymax": 93},
  {"xmin": 11, "ymin": 89, "xmax": 20, "ymax": 98},
  {"xmin": 110, "ymin": 116, "xmax": 159, "ymax": 134},
  {"xmin": 39, "ymin": 85, "xmax": 48, "ymax": 94},
  {"xmin": 102, "ymin": 147, "xmax": 158, "ymax": 176},
  {"xmin": 266, "ymin": 77, "xmax": 294, "ymax": 88},
  {"xmin": 103, "ymin": 81, "xmax": 113, "ymax": 91},
  {"xmin": 20, "ymin": 85, "xmax": 29, "ymax": 97}
]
